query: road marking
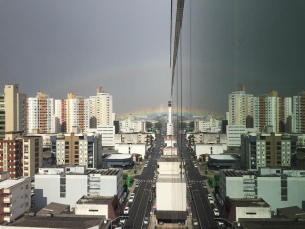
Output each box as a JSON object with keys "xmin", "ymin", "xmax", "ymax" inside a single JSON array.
[
  {"xmin": 194, "ymin": 182, "xmax": 211, "ymax": 228},
  {"xmin": 132, "ymin": 182, "xmax": 148, "ymax": 228}
]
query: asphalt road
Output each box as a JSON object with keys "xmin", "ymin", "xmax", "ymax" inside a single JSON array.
[
  {"xmin": 179, "ymin": 134, "xmax": 219, "ymax": 229},
  {"xmin": 124, "ymin": 134, "xmax": 162, "ymax": 229}
]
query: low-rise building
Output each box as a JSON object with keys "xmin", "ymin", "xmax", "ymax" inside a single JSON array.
[
  {"xmin": 0, "ymin": 176, "xmax": 31, "ymax": 224},
  {"xmin": 116, "ymin": 143, "xmax": 147, "ymax": 158},
  {"xmin": 219, "ymin": 167, "xmax": 305, "ymax": 211},
  {"xmin": 34, "ymin": 166, "xmax": 123, "ymax": 212},
  {"xmin": 208, "ymin": 154, "xmax": 240, "ymax": 169},
  {"xmin": 224, "ymin": 197, "xmax": 271, "ymax": 222},
  {"xmin": 75, "ymin": 195, "xmax": 121, "ymax": 219},
  {"xmin": 195, "ymin": 143, "xmax": 227, "ymax": 156},
  {"xmin": 103, "ymin": 154, "xmax": 133, "ymax": 168}
]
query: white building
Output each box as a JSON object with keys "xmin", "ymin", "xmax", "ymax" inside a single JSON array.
[
  {"xmin": 116, "ymin": 143, "xmax": 147, "ymax": 158},
  {"xmin": 86, "ymin": 125, "xmax": 115, "ymax": 147},
  {"xmin": 27, "ymin": 92, "xmax": 55, "ymax": 134},
  {"xmin": 219, "ymin": 168, "xmax": 305, "ymax": 212},
  {"xmin": 119, "ymin": 114, "xmax": 146, "ymax": 133},
  {"xmin": 227, "ymin": 125, "xmax": 257, "ymax": 147},
  {"xmin": 0, "ymin": 177, "xmax": 31, "ymax": 223},
  {"xmin": 34, "ymin": 166, "xmax": 123, "ymax": 212},
  {"xmin": 195, "ymin": 143, "xmax": 227, "ymax": 156}
]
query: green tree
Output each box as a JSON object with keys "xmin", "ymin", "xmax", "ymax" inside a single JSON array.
[
  {"xmin": 154, "ymin": 122, "xmax": 162, "ymax": 129},
  {"xmin": 146, "ymin": 122, "xmax": 153, "ymax": 129}
]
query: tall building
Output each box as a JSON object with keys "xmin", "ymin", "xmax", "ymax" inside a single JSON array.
[
  {"xmin": 0, "ymin": 131, "xmax": 42, "ymax": 178},
  {"xmin": 4, "ymin": 84, "xmax": 27, "ymax": 134},
  {"xmin": 292, "ymin": 90, "xmax": 305, "ymax": 133},
  {"xmin": 228, "ymin": 85, "xmax": 253, "ymax": 126},
  {"xmin": 0, "ymin": 93, "xmax": 4, "ymax": 139},
  {"xmin": 55, "ymin": 93, "xmax": 90, "ymax": 133},
  {"xmin": 88, "ymin": 87, "xmax": 113, "ymax": 128},
  {"xmin": 27, "ymin": 91, "xmax": 55, "ymax": 134}
]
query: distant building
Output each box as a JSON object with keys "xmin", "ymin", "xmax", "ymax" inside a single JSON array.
[
  {"xmin": 34, "ymin": 166, "xmax": 123, "ymax": 212},
  {"xmin": 219, "ymin": 167, "xmax": 305, "ymax": 211},
  {"xmin": 226, "ymin": 125, "xmax": 257, "ymax": 147},
  {"xmin": 86, "ymin": 125, "xmax": 115, "ymax": 147},
  {"xmin": 208, "ymin": 154, "xmax": 239, "ymax": 169},
  {"xmin": 119, "ymin": 114, "xmax": 146, "ymax": 133},
  {"xmin": 103, "ymin": 154, "xmax": 133, "ymax": 168},
  {"xmin": 292, "ymin": 90, "xmax": 305, "ymax": 133},
  {"xmin": 195, "ymin": 143, "xmax": 227, "ymax": 156}
]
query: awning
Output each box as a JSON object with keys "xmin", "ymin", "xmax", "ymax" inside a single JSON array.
[{"xmin": 156, "ymin": 211, "xmax": 187, "ymax": 220}]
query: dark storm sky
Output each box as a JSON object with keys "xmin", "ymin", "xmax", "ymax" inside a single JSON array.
[{"xmin": 1, "ymin": 0, "xmax": 305, "ymax": 117}]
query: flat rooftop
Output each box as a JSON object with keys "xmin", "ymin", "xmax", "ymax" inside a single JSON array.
[
  {"xmin": 221, "ymin": 169, "xmax": 257, "ymax": 177},
  {"xmin": 228, "ymin": 198, "xmax": 270, "ymax": 208},
  {"xmin": 89, "ymin": 168, "xmax": 121, "ymax": 175},
  {"xmin": 37, "ymin": 202, "xmax": 69, "ymax": 216},
  {"xmin": 76, "ymin": 195, "xmax": 115, "ymax": 205},
  {"xmin": 0, "ymin": 177, "xmax": 30, "ymax": 190},
  {"xmin": 9, "ymin": 216, "xmax": 105, "ymax": 229},
  {"xmin": 238, "ymin": 218, "xmax": 305, "ymax": 229},
  {"xmin": 209, "ymin": 154, "xmax": 237, "ymax": 160},
  {"xmin": 106, "ymin": 154, "xmax": 132, "ymax": 160}
]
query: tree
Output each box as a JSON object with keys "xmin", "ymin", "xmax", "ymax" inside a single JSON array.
[
  {"xmin": 146, "ymin": 122, "xmax": 153, "ymax": 129},
  {"xmin": 154, "ymin": 122, "xmax": 162, "ymax": 129}
]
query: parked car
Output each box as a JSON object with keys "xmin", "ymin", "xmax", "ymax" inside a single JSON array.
[
  {"xmin": 128, "ymin": 197, "xmax": 134, "ymax": 203},
  {"xmin": 143, "ymin": 217, "xmax": 149, "ymax": 225},
  {"xmin": 119, "ymin": 219, "xmax": 126, "ymax": 224},
  {"xmin": 207, "ymin": 193, "xmax": 212, "ymax": 198},
  {"xmin": 213, "ymin": 208, "xmax": 219, "ymax": 216},
  {"xmin": 144, "ymin": 164, "xmax": 148, "ymax": 167},
  {"xmin": 124, "ymin": 207, "xmax": 129, "ymax": 214},
  {"xmin": 158, "ymin": 220, "xmax": 164, "ymax": 225},
  {"xmin": 203, "ymin": 183, "xmax": 207, "ymax": 188},
  {"xmin": 193, "ymin": 218, "xmax": 198, "ymax": 226},
  {"xmin": 208, "ymin": 197, "xmax": 214, "ymax": 204},
  {"xmin": 130, "ymin": 193, "xmax": 135, "ymax": 198},
  {"xmin": 116, "ymin": 222, "xmax": 123, "ymax": 229}
]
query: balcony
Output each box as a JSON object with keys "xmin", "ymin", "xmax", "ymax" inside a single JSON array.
[
  {"xmin": 4, "ymin": 216, "xmax": 11, "ymax": 222},
  {"xmin": 3, "ymin": 197, "xmax": 11, "ymax": 203},
  {"xmin": 4, "ymin": 207, "xmax": 10, "ymax": 213}
]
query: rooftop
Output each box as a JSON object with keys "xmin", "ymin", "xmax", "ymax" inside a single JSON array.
[
  {"xmin": 89, "ymin": 168, "xmax": 121, "ymax": 176},
  {"xmin": 238, "ymin": 218, "xmax": 305, "ymax": 229},
  {"xmin": 209, "ymin": 154, "xmax": 237, "ymax": 160},
  {"xmin": 277, "ymin": 206, "xmax": 305, "ymax": 219},
  {"xmin": 76, "ymin": 195, "xmax": 115, "ymax": 205},
  {"xmin": 37, "ymin": 202, "xmax": 69, "ymax": 216},
  {"xmin": 9, "ymin": 216, "xmax": 105, "ymax": 229},
  {"xmin": 0, "ymin": 177, "xmax": 30, "ymax": 190},
  {"xmin": 106, "ymin": 154, "xmax": 132, "ymax": 160},
  {"xmin": 222, "ymin": 169, "xmax": 257, "ymax": 177},
  {"xmin": 228, "ymin": 198, "xmax": 270, "ymax": 208}
]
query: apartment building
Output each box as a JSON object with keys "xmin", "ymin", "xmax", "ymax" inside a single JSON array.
[
  {"xmin": 88, "ymin": 87, "xmax": 113, "ymax": 128},
  {"xmin": 0, "ymin": 176, "xmax": 31, "ymax": 224},
  {"xmin": 86, "ymin": 125, "xmax": 115, "ymax": 147},
  {"xmin": 4, "ymin": 84, "xmax": 27, "ymax": 134},
  {"xmin": 51, "ymin": 133, "xmax": 102, "ymax": 169},
  {"xmin": 55, "ymin": 93, "xmax": 90, "ymax": 133},
  {"xmin": 292, "ymin": 90, "xmax": 305, "ymax": 133},
  {"xmin": 27, "ymin": 91, "xmax": 55, "ymax": 134},
  {"xmin": 219, "ymin": 167, "xmax": 305, "ymax": 211},
  {"xmin": 240, "ymin": 132, "xmax": 297, "ymax": 169},
  {"xmin": 0, "ymin": 131, "xmax": 42, "ymax": 178},
  {"xmin": 34, "ymin": 166, "xmax": 123, "ymax": 212},
  {"xmin": 0, "ymin": 93, "xmax": 4, "ymax": 139},
  {"xmin": 120, "ymin": 117, "xmax": 146, "ymax": 133}
]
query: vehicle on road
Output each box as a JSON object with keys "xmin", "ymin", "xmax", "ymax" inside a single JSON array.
[
  {"xmin": 203, "ymin": 183, "xmax": 207, "ymax": 188},
  {"xmin": 153, "ymin": 175, "xmax": 157, "ymax": 180},
  {"xmin": 135, "ymin": 182, "xmax": 139, "ymax": 188},
  {"xmin": 193, "ymin": 218, "xmax": 198, "ymax": 226},
  {"xmin": 207, "ymin": 193, "xmax": 212, "ymax": 198},
  {"xmin": 116, "ymin": 222, "xmax": 123, "ymax": 229},
  {"xmin": 128, "ymin": 197, "xmax": 134, "ymax": 203},
  {"xmin": 124, "ymin": 207, "xmax": 129, "ymax": 214},
  {"xmin": 194, "ymin": 164, "xmax": 197, "ymax": 167},
  {"xmin": 144, "ymin": 164, "xmax": 148, "ymax": 167},
  {"xmin": 208, "ymin": 197, "xmax": 214, "ymax": 204},
  {"xmin": 143, "ymin": 217, "xmax": 149, "ymax": 224},
  {"xmin": 119, "ymin": 219, "xmax": 126, "ymax": 224},
  {"xmin": 213, "ymin": 208, "xmax": 219, "ymax": 216},
  {"xmin": 158, "ymin": 220, "xmax": 164, "ymax": 225},
  {"xmin": 130, "ymin": 193, "xmax": 135, "ymax": 198}
]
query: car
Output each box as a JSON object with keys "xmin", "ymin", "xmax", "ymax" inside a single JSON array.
[
  {"xmin": 143, "ymin": 216, "xmax": 149, "ymax": 225},
  {"xmin": 119, "ymin": 219, "xmax": 126, "ymax": 224},
  {"xmin": 153, "ymin": 175, "xmax": 157, "ymax": 180},
  {"xmin": 128, "ymin": 197, "xmax": 134, "ymax": 203},
  {"xmin": 135, "ymin": 182, "xmax": 139, "ymax": 188},
  {"xmin": 144, "ymin": 164, "xmax": 148, "ymax": 167},
  {"xmin": 208, "ymin": 197, "xmax": 214, "ymax": 204},
  {"xmin": 148, "ymin": 198, "xmax": 152, "ymax": 203},
  {"xmin": 203, "ymin": 184, "xmax": 207, "ymax": 188},
  {"xmin": 217, "ymin": 221, "xmax": 224, "ymax": 226},
  {"xmin": 130, "ymin": 193, "xmax": 135, "ymax": 198},
  {"xmin": 193, "ymin": 218, "xmax": 198, "ymax": 226},
  {"xmin": 194, "ymin": 164, "xmax": 197, "ymax": 167},
  {"xmin": 116, "ymin": 222, "xmax": 123, "ymax": 229},
  {"xmin": 213, "ymin": 208, "xmax": 220, "ymax": 216},
  {"xmin": 207, "ymin": 193, "xmax": 212, "ymax": 198},
  {"xmin": 158, "ymin": 220, "xmax": 164, "ymax": 225},
  {"xmin": 124, "ymin": 207, "xmax": 129, "ymax": 214}
]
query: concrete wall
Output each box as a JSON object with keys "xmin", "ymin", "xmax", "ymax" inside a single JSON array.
[
  {"xmin": 116, "ymin": 144, "xmax": 146, "ymax": 158},
  {"xmin": 75, "ymin": 203, "xmax": 108, "ymax": 218},
  {"xmin": 236, "ymin": 206, "xmax": 271, "ymax": 221},
  {"xmin": 156, "ymin": 182, "xmax": 186, "ymax": 211}
]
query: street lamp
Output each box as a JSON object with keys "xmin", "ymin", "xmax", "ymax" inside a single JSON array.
[{"xmin": 214, "ymin": 217, "xmax": 234, "ymax": 229}]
